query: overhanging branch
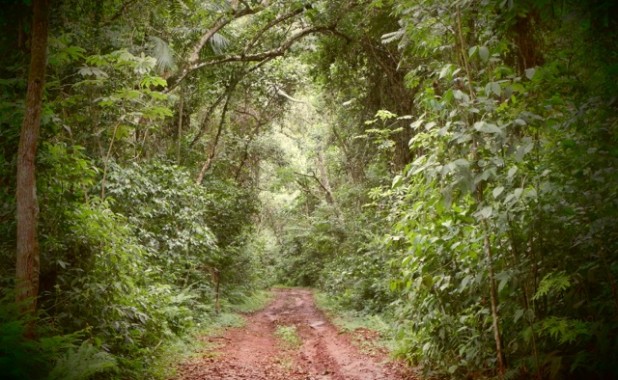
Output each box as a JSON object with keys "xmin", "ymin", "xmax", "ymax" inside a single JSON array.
[
  {"xmin": 169, "ymin": 25, "xmax": 340, "ymax": 90},
  {"xmin": 192, "ymin": 26, "xmax": 328, "ymax": 70},
  {"xmin": 166, "ymin": 5, "xmax": 259, "ymax": 90}
]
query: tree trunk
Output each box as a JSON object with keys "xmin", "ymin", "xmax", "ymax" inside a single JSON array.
[
  {"xmin": 15, "ymin": 0, "xmax": 51, "ymax": 325},
  {"xmin": 177, "ymin": 89, "xmax": 184, "ymax": 164},
  {"xmin": 196, "ymin": 93, "xmax": 230, "ymax": 185},
  {"xmin": 316, "ymin": 149, "xmax": 341, "ymax": 217},
  {"xmin": 481, "ymin": 219, "xmax": 506, "ymax": 377}
]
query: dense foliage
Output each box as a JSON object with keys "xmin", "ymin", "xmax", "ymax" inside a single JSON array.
[
  {"xmin": 267, "ymin": 1, "xmax": 618, "ymax": 379},
  {"xmin": 1, "ymin": 0, "xmax": 297, "ymax": 378},
  {"xmin": 1, "ymin": 0, "xmax": 616, "ymax": 379}
]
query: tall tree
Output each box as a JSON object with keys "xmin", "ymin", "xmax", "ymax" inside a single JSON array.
[{"xmin": 15, "ymin": 0, "xmax": 51, "ymax": 322}]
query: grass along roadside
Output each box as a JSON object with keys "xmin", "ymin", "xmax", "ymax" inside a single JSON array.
[
  {"xmin": 228, "ymin": 290, "xmax": 274, "ymax": 314},
  {"xmin": 166, "ymin": 290, "xmax": 274, "ymax": 378},
  {"xmin": 274, "ymin": 325, "xmax": 302, "ymax": 348},
  {"xmin": 313, "ymin": 291, "xmax": 396, "ymax": 356}
]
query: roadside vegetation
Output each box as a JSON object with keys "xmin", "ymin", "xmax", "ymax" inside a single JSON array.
[{"xmin": 1, "ymin": 1, "xmax": 616, "ymax": 379}]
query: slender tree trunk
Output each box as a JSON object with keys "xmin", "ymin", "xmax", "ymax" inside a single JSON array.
[
  {"xmin": 196, "ymin": 92, "xmax": 231, "ymax": 185},
  {"xmin": 100, "ymin": 121, "xmax": 121, "ymax": 199},
  {"xmin": 234, "ymin": 121, "xmax": 264, "ymax": 181},
  {"xmin": 481, "ymin": 218, "xmax": 506, "ymax": 377},
  {"xmin": 15, "ymin": 0, "xmax": 51, "ymax": 325},
  {"xmin": 177, "ymin": 89, "xmax": 184, "ymax": 164},
  {"xmin": 456, "ymin": 7, "xmax": 506, "ymax": 375},
  {"xmin": 316, "ymin": 149, "xmax": 341, "ymax": 218}
]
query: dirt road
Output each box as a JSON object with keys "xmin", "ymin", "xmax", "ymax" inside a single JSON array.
[{"xmin": 175, "ymin": 288, "xmax": 415, "ymax": 380}]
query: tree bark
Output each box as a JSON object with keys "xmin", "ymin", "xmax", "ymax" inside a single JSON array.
[
  {"xmin": 481, "ymin": 218, "xmax": 506, "ymax": 377},
  {"xmin": 316, "ymin": 150, "xmax": 337, "ymax": 211},
  {"xmin": 177, "ymin": 89, "xmax": 184, "ymax": 164},
  {"xmin": 234, "ymin": 121, "xmax": 265, "ymax": 182},
  {"xmin": 15, "ymin": 0, "xmax": 51, "ymax": 324},
  {"xmin": 196, "ymin": 91, "xmax": 232, "ymax": 185}
]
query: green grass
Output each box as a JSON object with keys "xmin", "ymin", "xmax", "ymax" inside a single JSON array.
[
  {"xmin": 161, "ymin": 290, "xmax": 273, "ymax": 378},
  {"xmin": 229, "ymin": 290, "xmax": 273, "ymax": 314},
  {"xmin": 213, "ymin": 312, "xmax": 247, "ymax": 328},
  {"xmin": 200, "ymin": 290, "xmax": 274, "ymax": 332},
  {"xmin": 275, "ymin": 325, "xmax": 302, "ymax": 348},
  {"xmin": 313, "ymin": 291, "xmax": 396, "ymax": 353},
  {"xmin": 271, "ymin": 284, "xmax": 292, "ymax": 289}
]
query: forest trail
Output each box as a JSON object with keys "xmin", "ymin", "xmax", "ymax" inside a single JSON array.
[{"xmin": 175, "ymin": 288, "xmax": 414, "ymax": 380}]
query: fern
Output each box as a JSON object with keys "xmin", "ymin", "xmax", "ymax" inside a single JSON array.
[
  {"xmin": 539, "ymin": 317, "xmax": 591, "ymax": 344},
  {"xmin": 48, "ymin": 342, "xmax": 117, "ymax": 380},
  {"xmin": 533, "ymin": 271, "xmax": 571, "ymax": 300}
]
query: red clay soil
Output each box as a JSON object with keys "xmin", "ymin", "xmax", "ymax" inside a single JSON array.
[{"xmin": 175, "ymin": 288, "xmax": 417, "ymax": 380}]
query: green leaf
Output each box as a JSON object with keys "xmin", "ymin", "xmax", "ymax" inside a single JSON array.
[
  {"xmin": 143, "ymin": 106, "xmax": 173, "ymax": 119},
  {"xmin": 468, "ymin": 46, "xmax": 478, "ymax": 58},
  {"xmin": 479, "ymin": 46, "xmax": 489, "ymax": 62},
  {"xmin": 534, "ymin": 272, "xmax": 571, "ymax": 300},
  {"xmin": 439, "ymin": 64, "xmax": 452, "ymax": 79},
  {"xmin": 514, "ymin": 308, "xmax": 525, "ymax": 323},
  {"xmin": 475, "ymin": 206, "xmax": 493, "ymax": 219},
  {"xmin": 474, "ymin": 121, "xmax": 501, "ymax": 134},
  {"xmin": 375, "ymin": 109, "xmax": 397, "ymax": 120},
  {"xmin": 513, "ymin": 188, "xmax": 523, "ymax": 199},
  {"xmin": 497, "ymin": 271, "xmax": 510, "ymax": 292},
  {"xmin": 525, "ymin": 67, "xmax": 536, "ymax": 79},
  {"xmin": 507, "ymin": 166, "xmax": 518, "ymax": 179},
  {"xmin": 392, "ymin": 175, "xmax": 402, "ymax": 188},
  {"xmin": 490, "ymin": 82, "xmax": 501, "ymax": 96},
  {"xmin": 140, "ymin": 76, "xmax": 167, "ymax": 88},
  {"xmin": 78, "ymin": 66, "xmax": 109, "ymax": 79},
  {"xmin": 453, "ymin": 90, "xmax": 470, "ymax": 102}
]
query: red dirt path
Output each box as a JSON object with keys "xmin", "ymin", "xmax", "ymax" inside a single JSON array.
[{"xmin": 175, "ymin": 288, "xmax": 416, "ymax": 380}]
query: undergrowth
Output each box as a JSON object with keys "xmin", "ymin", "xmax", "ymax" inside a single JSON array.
[
  {"xmin": 166, "ymin": 290, "xmax": 274, "ymax": 373},
  {"xmin": 229, "ymin": 290, "xmax": 273, "ymax": 314},
  {"xmin": 314, "ymin": 291, "xmax": 396, "ymax": 353}
]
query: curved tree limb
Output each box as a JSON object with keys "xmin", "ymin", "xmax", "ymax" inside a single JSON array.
[
  {"xmin": 234, "ymin": 120, "xmax": 267, "ymax": 182},
  {"xmin": 188, "ymin": 6, "xmax": 257, "ymax": 65},
  {"xmin": 243, "ymin": 6, "xmax": 306, "ymax": 54},
  {"xmin": 166, "ymin": 5, "xmax": 259, "ymax": 90},
  {"xmin": 196, "ymin": 89, "xmax": 233, "ymax": 185},
  {"xmin": 189, "ymin": 74, "xmax": 242, "ymax": 149},
  {"xmin": 169, "ymin": 25, "xmax": 341, "ymax": 90},
  {"xmin": 191, "ymin": 26, "xmax": 332, "ymax": 71}
]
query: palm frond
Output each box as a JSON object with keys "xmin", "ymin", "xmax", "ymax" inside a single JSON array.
[
  {"xmin": 148, "ymin": 36, "xmax": 176, "ymax": 73},
  {"xmin": 210, "ymin": 33, "xmax": 230, "ymax": 55},
  {"xmin": 201, "ymin": 0, "xmax": 230, "ymax": 12}
]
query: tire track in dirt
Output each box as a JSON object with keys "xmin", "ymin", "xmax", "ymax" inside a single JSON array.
[{"xmin": 175, "ymin": 288, "xmax": 415, "ymax": 380}]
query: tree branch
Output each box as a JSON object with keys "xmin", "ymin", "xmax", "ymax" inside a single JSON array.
[
  {"xmin": 234, "ymin": 120, "xmax": 267, "ymax": 181},
  {"xmin": 243, "ymin": 6, "xmax": 306, "ymax": 54},
  {"xmin": 189, "ymin": 74, "xmax": 242, "ymax": 148},
  {"xmin": 276, "ymin": 87, "xmax": 309, "ymax": 104},
  {"xmin": 166, "ymin": 6, "xmax": 259, "ymax": 90},
  {"xmin": 189, "ymin": 91, "xmax": 226, "ymax": 149},
  {"xmin": 169, "ymin": 25, "xmax": 340, "ymax": 90},
  {"xmin": 100, "ymin": 0, "xmax": 139, "ymax": 27},
  {"xmin": 293, "ymin": 170, "xmax": 334, "ymax": 205},
  {"xmin": 191, "ymin": 26, "xmax": 331, "ymax": 72},
  {"xmin": 188, "ymin": 6, "xmax": 257, "ymax": 65},
  {"xmin": 196, "ymin": 89, "xmax": 233, "ymax": 185}
]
